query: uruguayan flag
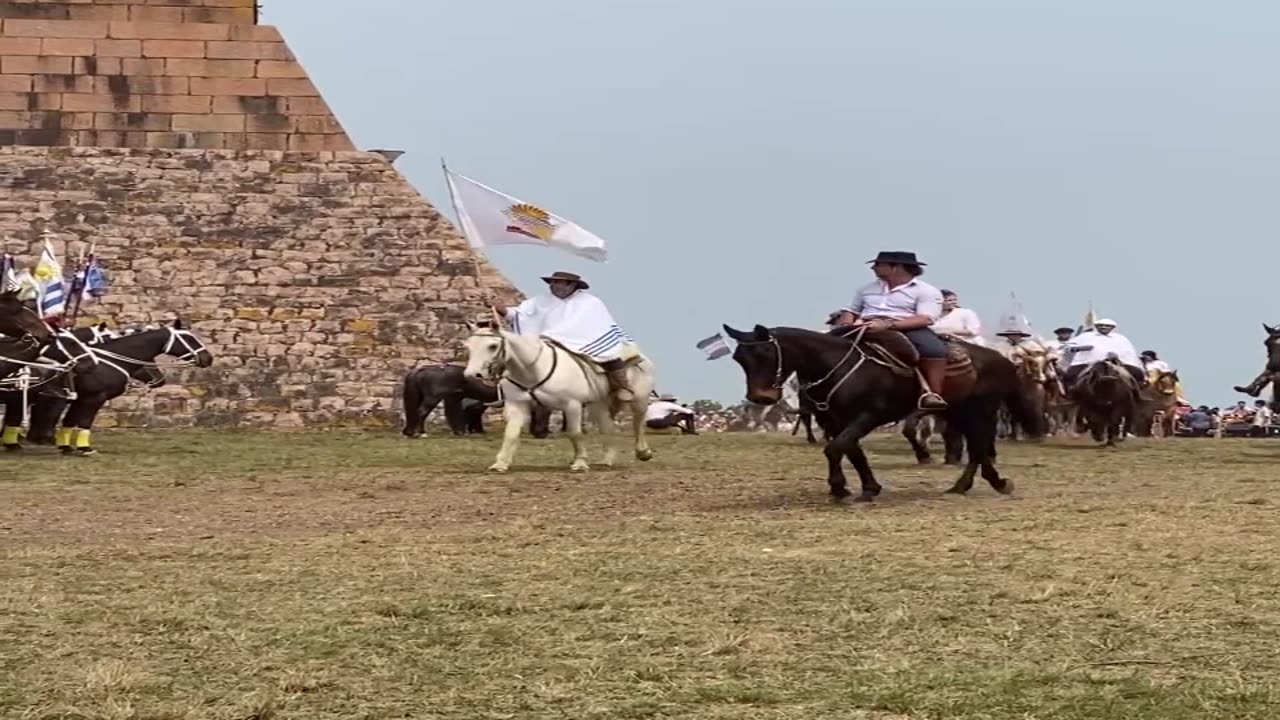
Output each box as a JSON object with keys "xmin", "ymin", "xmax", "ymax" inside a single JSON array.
[{"xmin": 34, "ymin": 239, "xmax": 65, "ymax": 318}]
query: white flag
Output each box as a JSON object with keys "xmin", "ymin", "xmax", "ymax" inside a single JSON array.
[{"xmin": 444, "ymin": 168, "xmax": 608, "ymax": 263}]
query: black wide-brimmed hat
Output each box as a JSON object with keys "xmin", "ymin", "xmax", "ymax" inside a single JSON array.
[
  {"xmin": 540, "ymin": 271, "xmax": 589, "ymax": 290},
  {"xmin": 867, "ymin": 251, "xmax": 926, "ymax": 267},
  {"xmin": 1053, "ymin": 326, "xmax": 1074, "ymax": 334}
]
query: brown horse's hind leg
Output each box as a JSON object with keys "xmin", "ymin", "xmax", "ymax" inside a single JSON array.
[{"xmin": 946, "ymin": 401, "xmax": 1006, "ymax": 495}]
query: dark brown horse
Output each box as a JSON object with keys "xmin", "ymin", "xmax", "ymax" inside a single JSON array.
[
  {"xmin": 724, "ymin": 324, "xmax": 1042, "ymax": 501},
  {"xmin": 1234, "ymin": 324, "xmax": 1280, "ymax": 411},
  {"xmin": 1071, "ymin": 358, "xmax": 1139, "ymax": 446}
]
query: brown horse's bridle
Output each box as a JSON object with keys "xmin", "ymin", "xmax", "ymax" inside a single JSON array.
[{"xmin": 738, "ymin": 327, "xmax": 868, "ymax": 412}]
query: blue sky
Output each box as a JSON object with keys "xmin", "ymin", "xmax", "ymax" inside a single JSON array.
[{"xmin": 270, "ymin": 0, "xmax": 1279, "ymax": 404}]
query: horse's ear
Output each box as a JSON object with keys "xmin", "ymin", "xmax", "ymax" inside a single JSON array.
[
  {"xmin": 722, "ymin": 324, "xmax": 750, "ymax": 342},
  {"xmin": 172, "ymin": 318, "xmax": 186, "ymax": 330},
  {"xmin": 1265, "ymin": 323, "xmax": 1278, "ymax": 335},
  {"xmin": 752, "ymin": 324, "xmax": 772, "ymax": 341}
]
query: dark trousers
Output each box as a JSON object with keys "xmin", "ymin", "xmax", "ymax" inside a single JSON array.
[
  {"xmin": 827, "ymin": 324, "xmax": 947, "ymax": 359},
  {"xmin": 646, "ymin": 413, "xmax": 696, "ymax": 433}
]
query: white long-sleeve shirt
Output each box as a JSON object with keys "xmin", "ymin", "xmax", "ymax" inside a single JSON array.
[
  {"xmin": 932, "ymin": 308, "xmax": 985, "ymax": 346},
  {"xmin": 1062, "ymin": 330, "xmax": 1142, "ymax": 369}
]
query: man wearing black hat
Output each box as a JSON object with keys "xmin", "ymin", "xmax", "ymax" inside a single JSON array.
[
  {"xmin": 492, "ymin": 271, "xmax": 635, "ymax": 404},
  {"xmin": 830, "ymin": 251, "xmax": 949, "ymax": 410}
]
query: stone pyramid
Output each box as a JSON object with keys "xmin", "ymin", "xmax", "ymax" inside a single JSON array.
[{"xmin": 0, "ymin": 0, "xmax": 520, "ymax": 427}]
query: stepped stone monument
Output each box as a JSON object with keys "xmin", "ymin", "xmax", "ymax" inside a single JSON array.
[{"xmin": 0, "ymin": 0, "xmax": 519, "ymax": 427}]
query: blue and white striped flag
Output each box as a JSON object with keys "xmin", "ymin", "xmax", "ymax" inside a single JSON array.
[
  {"xmin": 82, "ymin": 255, "xmax": 108, "ymax": 299},
  {"xmin": 697, "ymin": 332, "xmax": 731, "ymax": 360},
  {"xmin": 34, "ymin": 239, "xmax": 65, "ymax": 319}
]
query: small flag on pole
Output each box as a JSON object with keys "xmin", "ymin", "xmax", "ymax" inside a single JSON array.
[
  {"xmin": 697, "ymin": 332, "xmax": 731, "ymax": 360},
  {"xmin": 1076, "ymin": 302, "xmax": 1097, "ymax": 336},
  {"xmin": 34, "ymin": 236, "xmax": 65, "ymax": 319},
  {"xmin": 443, "ymin": 164, "xmax": 608, "ymax": 263}
]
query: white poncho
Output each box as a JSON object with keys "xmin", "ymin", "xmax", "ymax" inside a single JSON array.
[{"xmin": 506, "ymin": 291, "xmax": 631, "ymax": 361}]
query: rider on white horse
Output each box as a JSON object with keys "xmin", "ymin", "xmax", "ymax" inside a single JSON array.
[{"xmin": 492, "ymin": 271, "xmax": 634, "ymax": 407}]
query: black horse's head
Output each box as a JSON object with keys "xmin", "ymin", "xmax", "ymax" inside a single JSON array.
[
  {"xmin": 167, "ymin": 318, "xmax": 215, "ymax": 368},
  {"xmin": 0, "ymin": 291, "xmax": 52, "ymax": 342},
  {"xmin": 723, "ymin": 324, "xmax": 789, "ymax": 405},
  {"xmin": 1263, "ymin": 324, "xmax": 1280, "ymax": 372}
]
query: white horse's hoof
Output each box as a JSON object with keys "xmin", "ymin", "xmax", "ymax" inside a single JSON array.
[
  {"xmin": 488, "ymin": 464, "xmax": 509, "ymax": 473},
  {"xmin": 635, "ymin": 448, "xmax": 654, "ymax": 462},
  {"xmin": 569, "ymin": 462, "xmax": 590, "ymax": 473}
]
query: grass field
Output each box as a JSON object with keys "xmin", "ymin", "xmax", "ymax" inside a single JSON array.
[{"xmin": 1, "ymin": 429, "xmax": 1278, "ymax": 719}]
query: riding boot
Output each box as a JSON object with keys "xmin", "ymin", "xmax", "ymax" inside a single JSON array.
[
  {"xmin": 600, "ymin": 359, "xmax": 634, "ymax": 409},
  {"xmin": 1234, "ymin": 372, "xmax": 1272, "ymax": 397},
  {"xmin": 918, "ymin": 358, "xmax": 949, "ymax": 410}
]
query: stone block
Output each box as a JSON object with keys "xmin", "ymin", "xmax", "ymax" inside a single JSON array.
[
  {"xmin": 4, "ymin": 19, "xmax": 109, "ymax": 39},
  {"xmin": 41, "ymin": 36, "xmax": 96, "ymax": 56},
  {"xmin": 2, "ymin": 55, "xmax": 75, "ymax": 74},
  {"xmin": 189, "ymin": 76, "xmax": 263, "ymax": 95},
  {"xmin": 171, "ymin": 112, "xmax": 243, "ymax": 131},
  {"xmin": 62, "ymin": 92, "xmax": 142, "ymax": 112},
  {"xmin": 255, "ymin": 60, "xmax": 305, "ymax": 79},
  {"xmin": 0, "ymin": 37, "xmax": 44, "ymax": 54},
  {"xmin": 127, "ymin": 5, "xmax": 184, "ymax": 23},
  {"xmin": 265, "ymin": 77, "xmax": 316, "ymax": 96},
  {"xmin": 142, "ymin": 38, "xmax": 205, "ymax": 58},
  {"xmin": 142, "ymin": 93, "xmax": 210, "ymax": 113},
  {"xmin": 164, "ymin": 58, "xmax": 254, "ymax": 77},
  {"xmin": 0, "ymin": 74, "xmax": 34, "ymax": 92},
  {"xmin": 95, "ymin": 38, "xmax": 143, "ymax": 57},
  {"xmin": 107, "ymin": 21, "xmax": 231, "ymax": 41},
  {"xmin": 207, "ymin": 40, "xmax": 292, "ymax": 61}
]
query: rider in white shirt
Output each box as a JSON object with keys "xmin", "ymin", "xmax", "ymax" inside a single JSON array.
[
  {"xmin": 1060, "ymin": 318, "xmax": 1146, "ymax": 388},
  {"xmin": 644, "ymin": 394, "xmax": 696, "ymax": 434}
]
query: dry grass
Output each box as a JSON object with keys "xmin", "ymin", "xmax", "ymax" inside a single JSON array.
[{"xmin": 1, "ymin": 430, "xmax": 1278, "ymax": 719}]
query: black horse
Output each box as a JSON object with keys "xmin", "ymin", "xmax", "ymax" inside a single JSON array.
[
  {"xmin": 0, "ymin": 291, "xmax": 54, "ymax": 342},
  {"xmin": 401, "ymin": 364, "xmax": 560, "ymax": 439},
  {"xmin": 401, "ymin": 365, "xmax": 499, "ymax": 437},
  {"xmin": 1234, "ymin": 323, "xmax": 1280, "ymax": 412},
  {"xmin": 1071, "ymin": 358, "xmax": 1140, "ymax": 446},
  {"xmin": 39, "ymin": 320, "xmax": 213, "ymax": 455},
  {"xmin": 1, "ymin": 327, "xmax": 117, "ymax": 449},
  {"xmin": 7, "ymin": 326, "xmax": 168, "ymax": 449},
  {"xmin": 724, "ymin": 324, "xmax": 1042, "ymax": 501}
]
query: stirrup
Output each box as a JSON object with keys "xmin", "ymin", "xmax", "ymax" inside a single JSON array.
[{"xmin": 918, "ymin": 392, "xmax": 948, "ymax": 410}]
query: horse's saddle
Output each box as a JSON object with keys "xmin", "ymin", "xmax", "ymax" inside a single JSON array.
[
  {"xmin": 541, "ymin": 337, "xmax": 643, "ymax": 373},
  {"xmin": 862, "ymin": 330, "xmax": 975, "ymax": 379}
]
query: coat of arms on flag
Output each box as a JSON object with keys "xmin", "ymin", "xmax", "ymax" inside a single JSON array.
[
  {"xmin": 697, "ymin": 332, "xmax": 731, "ymax": 360},
  {"xmin": 503, "ymin": 203, "xmax": 555, "ymax": 241}
]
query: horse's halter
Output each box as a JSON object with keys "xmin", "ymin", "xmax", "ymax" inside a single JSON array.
[
  {"xmin": 162, "ymin": 327, "xmax": 208, "ymax": 364},
  {"xmin": 39, "ymin": 330, "xmax": 100, "ymax": 367},
  {"xmin": 735, "ymin": 335, "xmax": 788, "ymax": 390}
]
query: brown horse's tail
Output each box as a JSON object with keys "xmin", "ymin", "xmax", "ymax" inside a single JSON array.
[{"xmin": 1003, "ymin": 386, "xmax": 1046, "ymax": 439}]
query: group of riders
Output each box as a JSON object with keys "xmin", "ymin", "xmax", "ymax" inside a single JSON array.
[{"xmin": 493, "ymin": 252, "xmax": 1181, "ymax": 418}]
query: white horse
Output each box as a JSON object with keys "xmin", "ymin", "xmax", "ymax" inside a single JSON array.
[{"xmin": 463, "ymin": 325, "xmax": 657, "ymax": 473}]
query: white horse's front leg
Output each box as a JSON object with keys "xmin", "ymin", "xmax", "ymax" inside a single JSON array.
[
  {"xmin": 589, "ymin": 402, "xmax": 619, "ymax": 468},
  {"xmin": 563, "ymin": 402, "xmax": 589, "ymax": 472},
  {"xmin": 491, "ymin": 400, "xmax": 530, "ymax": 473},
  {"xmin": 630, "ymin": 397, "xmax": 654, "ymax": 462}
]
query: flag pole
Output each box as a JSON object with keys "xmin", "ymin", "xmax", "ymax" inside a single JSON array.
[{"xmin": 442, "ymin": 158, "xmax": 504, "ymax": 328}]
